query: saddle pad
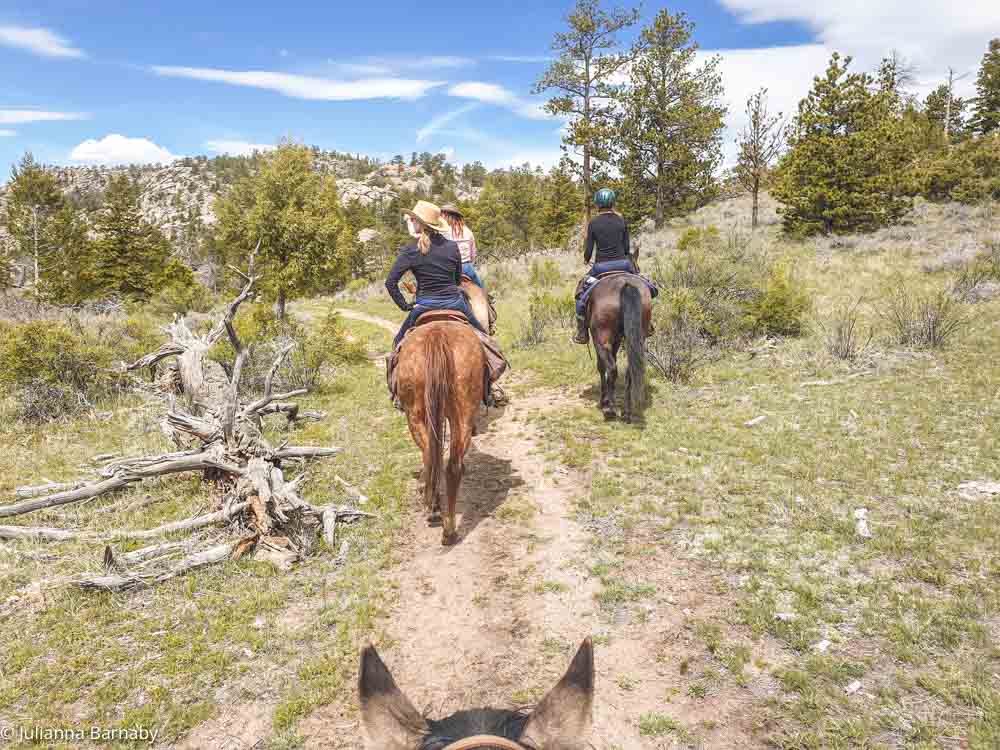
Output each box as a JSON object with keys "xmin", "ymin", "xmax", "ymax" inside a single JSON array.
[{"xmin": 415, "ymin": 310, "xmax": 470, "ymax": 327}]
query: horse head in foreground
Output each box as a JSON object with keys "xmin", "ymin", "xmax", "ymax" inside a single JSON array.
[{"xmin": 359, "ymin": 638, "xmax": 594, "ymax": 749}]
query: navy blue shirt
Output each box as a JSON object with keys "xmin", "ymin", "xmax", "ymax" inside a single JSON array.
[
  {"xmin": 385, "ymin": 234, "xmax": 462, "ymax": 310},
  {"xmin": 584, "ymin": 211, "xmax": 631, "ymax": 264}
]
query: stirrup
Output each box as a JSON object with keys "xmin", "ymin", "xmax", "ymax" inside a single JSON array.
[{"xmin": 488, "ymin": 384, "xmax": 509, "ymax": 407}]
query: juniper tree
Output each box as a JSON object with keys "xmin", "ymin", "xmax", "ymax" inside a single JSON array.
[
  {"xmin": 214, "ymin": 143, "xmax": 348, "ymax": 319},
  {"xmin": 540, "ymin": 161, "xmax": 583, "ymax": 248},
  {"xmin": 970, "ymin": 38, "xmax": 1000, "ymax": 135},
  {"xmin": 735, "ymin": 88, "xmax": 786, "ymax": 229},
  {"xmin": 772, "ymin": 53, "xmax": 916, "ymax": 236},
  {"xmin": 614, "ymin": 9, "xmax": 726, "ymax": 228},
  {"xmin": 534, "ymin": 0, "xmax": 640, "ymax": 219},
  {"xmin": 36, "ymin": 204, "xmax": 95, "ymax": 304}
]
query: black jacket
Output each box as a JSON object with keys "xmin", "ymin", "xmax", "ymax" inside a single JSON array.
[
  {"xmin": 385, "ymin": 234, "xmax": 462, "ymax": 310},
  {"xmin": 584, "ymin": 211, "xmax": 631, "ymax": 264}
]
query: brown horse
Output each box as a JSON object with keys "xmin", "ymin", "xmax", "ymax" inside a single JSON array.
[
  {"xmin": 587, "ymin": 275, "xmax": 652, "ymax": 422},
  {"xmin": 396, "ymin": 318, "xmax": 485, "ymax": 545},
  {"xmin": 359, "ymin": 638, "xmax": 594, "ymax": 749}
]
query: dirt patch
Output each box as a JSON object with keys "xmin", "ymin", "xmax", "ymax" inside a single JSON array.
[
  {"xmin": 303, "ymin": 385, "xmax": 774, "ymax": 749},
  {"xmin": 174, "ymin": 702, "xmax": 275, "ymax": 750}
]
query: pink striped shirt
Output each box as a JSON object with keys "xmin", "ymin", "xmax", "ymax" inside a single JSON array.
[{"xmin": 448, "ymin": 225, "xmax": 477, "ymax": 263}]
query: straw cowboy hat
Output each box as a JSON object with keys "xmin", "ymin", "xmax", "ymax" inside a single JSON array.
[
  {"xmin": 403, "ymin": 200, "xmax": 452, "ymax": 234},
  {"xmin": 440, "ymin": 203, "xmax": 463, "ymax": 219}
]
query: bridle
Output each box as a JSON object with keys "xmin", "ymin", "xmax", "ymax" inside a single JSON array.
[{"xmin": 443, "ymin": 737, "xmax": 526, "ymax": 750}]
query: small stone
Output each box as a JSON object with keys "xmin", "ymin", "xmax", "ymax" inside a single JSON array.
[
  {"xmin": 665, "ymin": 595, "xmax": 677, "ymax": 605},
  {"xmin": 242, "ymin": 648, "xmax": 253, "ymax": 658},
  {"xmin": 253, "ymin": 616, "xmax": 266, "ymax": 629},
  {"xmin": 845, "ymin": 680, "xmax": 862, "ymax": 695},
  {"xmin": 775, "ymin": 612, "xmax": 797, "ymax": 622},
  {"xmin": 682, "ymin": 608, "xmax": 693, "ymax": 617},
  {"xmin": 854, "ymin": 508, "xmax": 872, "ymax": 539},
  {"xmin": 813, "ymin": 639, "xmax": 831, "ymax": 653},
  {"xmin": 744, "ymin": 415, "xmax": 767, "ymax": 428}
]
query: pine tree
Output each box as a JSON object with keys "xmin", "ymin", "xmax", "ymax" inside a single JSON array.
[
  {"xmin": 614, "ymin": 9, "xmax": 726, "ymax": 228},
  {"xmin": 92, "ymin": 175, "xmax": 172, "ymax": 300},
  {"xmin": 5, "ymin": 152, "xmax": 64, "ymax": 287},
  {"xmin": 534, "ymin": 0, "xmax": 640, "ymax": 220},
  {"xmin": 924, "ymin": 83, "xmax": 967, "ymax": 141},
  {"xmin": 772, "ymin": 53, "xmax": 916, "ymax": 236},
  {"xmin": 970, "ymin": 38, "xmax": 1000, "ymax": 135},
  {"xmin": 540, "ymin": 161, "xmax": 583, "ymax": 249},
  {"xmin": 736, "ymin": 88, "xmax": 786, "ymax": 229},
  {"xmin": 214, "ymin": 143, "xmax": 346, "ymax": 319},
  {"xmin": 36, "ymin": 204, "xmax": 95, "ymax": 304}
]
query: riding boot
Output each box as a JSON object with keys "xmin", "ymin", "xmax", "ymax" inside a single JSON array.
[{"xmin": 573, "ymin": 315, "xmax": 589, "ymax": 345}]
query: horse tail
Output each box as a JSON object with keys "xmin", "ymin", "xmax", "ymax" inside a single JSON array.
[
  {"xmin": 422, "ymin": 328, "xmax": 453, "ymax": 511},
  {"xmin": 622, "ymin": 283, "xmax": 646, "ymax": 414}
]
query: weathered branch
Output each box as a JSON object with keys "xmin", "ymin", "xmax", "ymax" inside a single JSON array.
[
  {"xmin": 274, "ymin": 446, "xmax": 343, "ymax": 461},
  {"xmin": 75, "ymin": 540, "xmax": 246, "ymax": 592},
  {"xmin": 126, "ymin": 342, "xmax": 186, "ymax": 372},
  {"xmin": 15, "ymin": 481, "xmax": 86, "ymax": 499},
  {"xmin": 334, "ymin": 475, "xmax": 369, "ymax": 504}
]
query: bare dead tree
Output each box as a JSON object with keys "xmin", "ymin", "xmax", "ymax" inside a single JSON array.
[
  {"xmin": 735, "ymin": 88, "xmax": 786, "ymax": 229},
  {"xmin": 1, "ymin": 244, "xmax": 372, "ymax": 591}
]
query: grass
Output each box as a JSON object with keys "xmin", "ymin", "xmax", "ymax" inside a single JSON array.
[{"xmin": 0, "ymin": 304, "xmax": 415, "ymax": 747}]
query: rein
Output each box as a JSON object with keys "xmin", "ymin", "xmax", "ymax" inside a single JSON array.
[{"xmin": 443, "ymin": 737, "xmax": 525, "ymax": 750}]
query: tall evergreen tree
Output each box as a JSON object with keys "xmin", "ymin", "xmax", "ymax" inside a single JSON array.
[
  {"xmin": 970, "ymin": 38, "xmax": 1000, "ymax": 135},
  {"xmin": 534, "ymin": 0, "xmax": 640, "ymax": 220},
  {"xmin": 614, "ymin": 9, "xmax": 726, "ymax": 228},
  {"xmin": 773, "ymin": 53, "xmax": 916, "ymax": 236},
  {"xmin": 214, "ymin": 143, "xmax": 347, "ymax": 319},
  {"xmin": 92, "ymin": 175, "xmax": 172, "ymax": 300},
  {"xmin": 36, "ymin": 204, "xmax": 95, "ymax": 304},
  {"xmin": 735, "ymin": 88, "xmax": 786, "ymax": 229},
  {"xmin": 540, "ymin": 161, "xmax": 583, "ymax": 249},
  {"xmin": 924, "ymin": 83, "xmax": 967, "ymax": 141},
  {"xmin": 4, "ymin": 152, "xmax": 64, "ymax": 287}
]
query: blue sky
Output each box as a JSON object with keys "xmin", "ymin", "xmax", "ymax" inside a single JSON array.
[{"xmin": 2, "ymin": 1, "xmax": 997, "ymax": 178}]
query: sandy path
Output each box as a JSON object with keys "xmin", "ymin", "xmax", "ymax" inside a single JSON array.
[{"xmin": 331, "ymin": 308, "xmax": 398, "ymax": 334}]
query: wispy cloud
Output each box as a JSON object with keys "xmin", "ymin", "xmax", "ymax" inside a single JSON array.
[
  {"xmin": 0, "ymin": 129, "xmax": 15, "ymax": 137},
  {"xmin": 205, "ymin": 139, "xmax": 276, "ymax": 156},
  {"xmin": 432, "ymin": 127, "xmax": 561, "ymax": 169},
  {"xmin": 0, "ymin": 25, "xmax": 85, "ymax": 58},
  {"xmin": 152, "ymin": 65, "xmax": 445, "ymax": 101},
  {"xmin": 448, "ymin": 82, "xmax": 549, "ymax": 119},
  {"xmin": 489, "ymin": 55, "xmax": 553, "ymax": 63},
  {"xmin": 0, "ymin": 109, "xmax": 88, "ymax": 124},
  {"xmin": 326, "ymin": 55, "xmax": 473, "ymax": 77},
  {"xmin": 416, "ymin": 102, "xmax": 480, "ymax": 142},
  {"xmin": 69, "ymin": 134, "xmax": 178, "ymax": 165}
]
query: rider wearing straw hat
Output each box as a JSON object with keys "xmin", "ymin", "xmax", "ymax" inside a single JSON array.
[{"xmin": 386, "ymin": 200, "xmax": 488, "ymax": 348}]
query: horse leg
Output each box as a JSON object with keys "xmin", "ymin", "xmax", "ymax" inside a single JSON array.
[
  {"xmin": 442, "ymin": 412, "xmax": 473, "ymax": 546},
  {"xmin": 405, "ymin": 408, "xmax": 441, "ymax": 526},
  {"xmin": 594, "ymin": 335, "xmax": 616, "ymax": 419}
]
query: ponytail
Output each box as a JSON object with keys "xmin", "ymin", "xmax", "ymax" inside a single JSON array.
[{"xmin": 418, "ymin": 226, "xmax": 432, "ymax": 254}]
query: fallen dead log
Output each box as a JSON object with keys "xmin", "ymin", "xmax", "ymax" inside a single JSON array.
[
  {"xmin": 15, "ymin": 481, "xmax": 87, "ymax": 499},
  {"xmin": 76, "ymin": 540, "xmax": 245, "ymax": 592}
]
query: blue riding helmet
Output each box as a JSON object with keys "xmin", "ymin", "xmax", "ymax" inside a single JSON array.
[{"xmin": 594, "ymin": 188, "xmax": 616, "ymax": 209}]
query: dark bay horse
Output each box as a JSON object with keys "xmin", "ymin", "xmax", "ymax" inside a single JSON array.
[
  {"xmin": 587, "ymin": 274, "xmax": 652, "ymax": 422},
  {"xmin": 396, "ymin": 319, "xmax": 485, "ymax": 545},
  {"xmin": 359, "ymin": 638, "xmax": 594, "ymax": 749}
]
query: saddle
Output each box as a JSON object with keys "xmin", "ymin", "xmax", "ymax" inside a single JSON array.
[{"xmin": 414, "ymin": 309, "xmax": 471, "ymax": 327}]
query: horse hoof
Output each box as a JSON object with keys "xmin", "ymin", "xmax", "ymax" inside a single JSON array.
[
  {"xmin": 602, "ymin": 408, "xmax": 616, "ymax": 421},
  {"xmin": 427, "ymin": 512, "xmax": 442, "ymax": 527},
  {"xmin": 441, "ymin": 531, "xmax": 459, "ymax": 546}
]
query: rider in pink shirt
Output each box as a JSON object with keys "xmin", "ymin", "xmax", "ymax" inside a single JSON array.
[{"xmin": 441, "ymin": 204, "xmax": 483, "ymax": 287}]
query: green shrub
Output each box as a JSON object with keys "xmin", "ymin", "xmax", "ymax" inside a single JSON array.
[
  {"xmin": 677, "ymin": 226, "xmax": 721, "ymax": 254},
  {"xmin": 515, "ymin": 290, "xmax": 575, "ymax": 348},
  {"xmin": 146, "ymin": 259, "xmax": 212, "ymax": 316},
  {"xmin": 743, "ymin": 263, "xmax": 812, "ymax": 337},
  {"xmin": 529, "ymin": 258, "xmax": 561, "ymax": 288},
  {"xmin": 912, "ymin": 136, "xmax": 1000, "ymax": 204},
  {"xmin": 647, "ymin": 288, "xmax": 713, "ymax": 383},
  {"xmin": 877, "ymin": 280, "xmax": 970, "ymax": 349}
]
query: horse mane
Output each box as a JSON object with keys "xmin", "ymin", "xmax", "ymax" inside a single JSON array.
[{"xmin": 418, "ymin": 710, "xmax": 533, "ymax": 750}]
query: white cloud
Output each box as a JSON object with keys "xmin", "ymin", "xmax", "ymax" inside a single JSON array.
[
  {"xmin": 0, "ymin": 109, "xmax": 88, "ymax": 124},
  {"xmin": 205, "ymin": 140, "xmax": 276, "ymax": 156},
  {"xmin": 490, "ymin": 55, "xmax": 553, "ymax": 63},
  {"xmin": 327, "ymin": 55, "xmax": 473, "ymax": 77},
  {"xmin": 416, "ymin": 103, "xmax": 479, "ymax": 142},
  {"xmin": 0, "ymin": 25, "xmax": 84, "ymax": 58},
  {"xmin": 698, "ymin": 44, "xmax": 830, "ymax": 167},
  {"xmin": 69, "ymin": 134, "xmax": 178, "ymax": 165},
  {"xmin": 152, "ymin": 66, "xmax": 445, "ymax": 101},
  {"xmin": 448, "ymin": 82, "xmax": 549, "ymax": 120},
  {"xmin": 0, "ymin": 129, "xmax": 15, "ymax": 137},
  {"xmin": 719, "ymin": 1, "xmax": 998, "ymax": 95},
  {"xmin": 433, "ymin": 127, "xmax": 560, "ymax": 170}
]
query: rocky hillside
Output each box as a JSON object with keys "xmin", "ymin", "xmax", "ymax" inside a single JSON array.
[{"xmin": 0, "ymin": 149, "xmax": 483, "ymax": 247}]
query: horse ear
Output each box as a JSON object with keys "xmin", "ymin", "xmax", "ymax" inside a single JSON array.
[
  {"xmin": 358, "ymin": 646, "xmax": 428, "ymax": 750},
  {"xmin": 521, "ymin": 637, "xmax": 594, "ymax": 747}
]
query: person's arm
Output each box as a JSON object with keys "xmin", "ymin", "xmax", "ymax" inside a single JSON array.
[
  {"xmin": 467, "ymin": 228, "xmax": 477, "ymax": 262},
  {"xmin": 385, "ymin": 249, "xmax": 414, "ymax": 310},
  {"xmin": 452, "ymin": 244, "xmax": 462, "ymax": 284},
  {"xmin": 584, "ymin": 220, "xmax": 595, "ymax": 264},
  {"xmin": 623, "ymin": 220, "xmax": 631, "ymax": 259}
]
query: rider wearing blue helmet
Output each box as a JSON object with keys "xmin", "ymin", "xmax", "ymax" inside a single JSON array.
[{"xmin": 574, "ymin": 188, "xmax": 639, "ymax": 344}]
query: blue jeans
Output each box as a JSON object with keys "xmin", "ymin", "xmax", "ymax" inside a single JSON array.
[
  {"xmin": 393, "ymin": 293, "xmax": 487, "ymax": 348},
  {"xmin": 575, "ymin": 259, "xmax": 639, "ymax": 317},
  {"xmin": 462, "ymin": 262, "xmax": 484, "ymax": 288}
]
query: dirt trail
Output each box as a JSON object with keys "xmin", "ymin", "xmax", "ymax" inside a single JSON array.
[
  {"xmin": 301, "ymin": 362, "xmax": 769, "ymax": 748},
  {"xmin": 331, "ymin": 308, "xmax": 398, "ymax": 334}
]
